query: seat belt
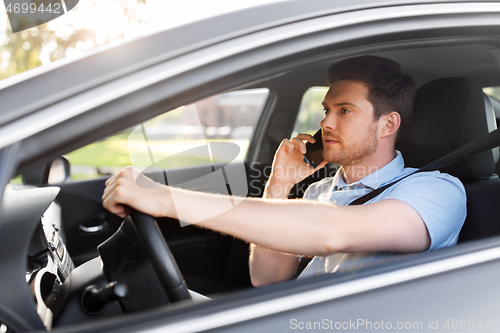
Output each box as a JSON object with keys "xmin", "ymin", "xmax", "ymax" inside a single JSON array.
[{"xmin": 293, "ymin": 127, "xmax": 500, "ymax": 278}]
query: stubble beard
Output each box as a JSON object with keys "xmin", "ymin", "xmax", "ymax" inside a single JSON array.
[{"xmin": 322, "ymin": 125, "xmax": 379, "ymax": 166}]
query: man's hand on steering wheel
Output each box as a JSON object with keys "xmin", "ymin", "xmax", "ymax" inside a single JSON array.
[
  {"xmin": 102, "ymin": 167, "xmax": 191, "ymax": 303},
  {"xmin": 102, "ymin": 166, "xmax": 171, "ymax": 218}
]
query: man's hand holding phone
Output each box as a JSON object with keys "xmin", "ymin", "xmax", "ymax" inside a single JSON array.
[
  {"xmin": 303, "ymin": 129, "xmax": 324, "ymax": 168},
  {"xmin": 265, "ymin": 130, "xmax": 327, "ymax": 198}
]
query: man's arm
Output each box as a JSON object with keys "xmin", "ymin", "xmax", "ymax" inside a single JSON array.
[
  {"xmin": 248, "ymin": 178, "xmax": 299, "ymax": 287},
  {"xmin": 249, "ymin": 245, "xmax": 300, "ymax": 287},
  {"xmin": 248, "ymin": 134, "xmax": 330, "ymax": 285},
  {"xmin": 102, "ymin": 168, "xmax": 431, "ymax": 256},
  {"xmin": 101, "ymin": 134, "xmax": 432, "ymax": 286}
]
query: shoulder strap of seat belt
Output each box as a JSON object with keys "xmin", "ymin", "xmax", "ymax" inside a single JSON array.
[
  {"xmin": 349, "ymin": 127, "xmax": 500, "ymax": 206},
  {"xmin": 294, "ymin": 127, "xmax": 500, "ymax": 279}
]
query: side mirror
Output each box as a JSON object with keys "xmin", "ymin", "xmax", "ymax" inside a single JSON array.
[
  {"xmin": 47, "ymin": 156, "xmax": 71, "ymax": 184},
  {"xmin": 22, "ymin": 156, "xmax": 71, "ymax": 185}
]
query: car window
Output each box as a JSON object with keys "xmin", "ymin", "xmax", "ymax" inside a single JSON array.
[
  {"xmin": 291, "ymin": 86, "xmax": 328, "ymax": 137},
  {"xmin": 482, "ymin": 87, "xmax": 500, "ymax": 123},
  {"xmin": 484, "ymin": 86, "xmax": 500, "ymax": 101},
  {"xmin": 65, "ymin": 88, "xmax": 269, "ymax": 180}
]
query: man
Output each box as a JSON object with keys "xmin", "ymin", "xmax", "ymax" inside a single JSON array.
[{"xmin": 102, "ymin": 56, "xmax": 466, "ymax": 287}]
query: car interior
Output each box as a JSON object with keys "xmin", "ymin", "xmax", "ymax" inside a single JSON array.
[
  {"xmin": 398, "ymin": 77, "xmax": 500, "ymax": 243},
  {"xmin": 4, "ymin": 35, "xmax": 500, "ymax": 331}
]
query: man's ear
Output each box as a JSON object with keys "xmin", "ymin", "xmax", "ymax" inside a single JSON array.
[{"xmin": 380, "ymin": 112, "xmax": 401, "ymax": 138}]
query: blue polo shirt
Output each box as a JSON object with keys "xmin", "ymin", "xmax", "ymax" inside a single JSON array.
[{"xmin": 298, "ymin": 151, "xmax": 466, "ymax": 278}]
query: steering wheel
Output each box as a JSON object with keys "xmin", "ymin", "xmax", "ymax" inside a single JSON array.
[
  {"xmin": 98, "ymin": 207, "xmax": 191, "ymax": 307},
  {"xmin": 127, "ymin": 208, "xmax": 191, "ymax": 303}
]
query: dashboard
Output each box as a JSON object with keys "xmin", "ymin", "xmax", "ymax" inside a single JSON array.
[
  {"xmin": 0, "ymin": 186, "xmax": 77, "ymax": 330},
  {"xmin": 0, "ymin": 185, "xmax": 175, "ymax": 331},
  {"xmin": 0, "ymin": 186, "xmax": 122, "ymax": 331},
  {"xmin": 27, "ymin": 198, "xmax": 74, "ymax": 329}
]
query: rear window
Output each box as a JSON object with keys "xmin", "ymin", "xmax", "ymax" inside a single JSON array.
[
  {"xmin": 484, "ymin": 87, "xmax": 500, "ymax": 101},
  {"xmin": 291, "ymin": 86, "xmax": 328, "ymax": 137}
]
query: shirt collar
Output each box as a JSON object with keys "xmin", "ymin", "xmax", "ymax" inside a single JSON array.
[{"xmin": 335, "ymin": 151, "xmax": 405, "ymax": 190}]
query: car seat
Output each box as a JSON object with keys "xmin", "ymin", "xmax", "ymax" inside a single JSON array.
[{"xmin": 397, "ymin": 77, "xmax": 500, "ymax": 242}]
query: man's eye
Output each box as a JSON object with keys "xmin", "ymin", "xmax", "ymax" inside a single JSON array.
[
  {"xmin": 323, "ymin": 108, "xmax": 329, "ymax": 115},
  {"xmin": 341, "ymin": 108, "xmax": 351, "ymax": 114}
]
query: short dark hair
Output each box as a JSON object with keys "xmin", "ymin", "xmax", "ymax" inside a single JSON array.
[{"xmin": 326, "ymin": 55, "xmax": 416, "ymax": 141}]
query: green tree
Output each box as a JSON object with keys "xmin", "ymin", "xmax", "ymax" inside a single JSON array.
[{"xmin": 0, "ymin": 0, "xmax": 147, "ymax": 80}]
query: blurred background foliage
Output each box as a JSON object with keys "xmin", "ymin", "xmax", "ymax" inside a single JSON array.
[
  {"xmin": 0, "ymin": 0, "xmax": 147, "ymax": 80},
  {"xmin": 292, "ymin": 87, "xmax": 328, "ymax": 136}
]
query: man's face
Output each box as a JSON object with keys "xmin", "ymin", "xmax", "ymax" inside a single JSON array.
[{"xmin": 320, "ymin": 80, "xmax": 380, "ymax": 166}]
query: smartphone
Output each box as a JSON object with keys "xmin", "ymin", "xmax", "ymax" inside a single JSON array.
[{"xmin": 303, "ymin": 129, "xmax": 323, "ymax": 168}]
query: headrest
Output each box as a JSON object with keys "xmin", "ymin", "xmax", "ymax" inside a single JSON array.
[{"xmin": 397, "ymin": 77, "xmax": 498, "ymax": 181}]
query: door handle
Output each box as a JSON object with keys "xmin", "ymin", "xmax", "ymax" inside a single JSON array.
[{"xmin": 79, "ymin": 221, "xmax": 108, "ymax": 233}]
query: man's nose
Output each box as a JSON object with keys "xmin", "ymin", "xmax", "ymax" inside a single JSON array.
[{"xmin": 320, "ymin": 113, "xmax": 336, "ymax": 130}]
